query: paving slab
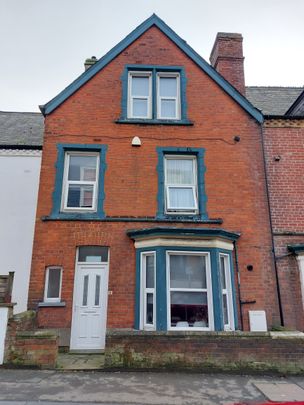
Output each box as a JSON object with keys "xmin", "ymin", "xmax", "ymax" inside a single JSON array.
[
  {"xmin": 254, "ymin": 382, "xmax": 304, "ymax": 402},
  {"xmin": 56, "ymin": 353, "xmax": 105, "ymax": 370}
]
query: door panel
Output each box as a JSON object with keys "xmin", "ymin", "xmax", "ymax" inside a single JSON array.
[{"xmin": 70, "ymin": 264, "xmax": 109, "ymax": 350}]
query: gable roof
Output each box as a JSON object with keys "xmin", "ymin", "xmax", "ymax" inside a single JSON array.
[
  {"xmin": 0, "ymin": 111, "xmax": 43, "ymax": 147},
  {"xmin": 40, "ymin": 14, "xmax": 263, "ymax": 123},
  {"xmin": 246, "ymin": 86, "xmax": 303, "ymax": 116},
  {"xmin": 285, "ymin": 88, "xmax": 304, "ymax": 116}
]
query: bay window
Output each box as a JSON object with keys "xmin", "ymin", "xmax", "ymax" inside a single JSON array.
[{"xmin": 167, "ymin": 252, "xmax": 213, "ymax": 330}]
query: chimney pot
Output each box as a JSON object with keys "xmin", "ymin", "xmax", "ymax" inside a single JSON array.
[{"xmin": 84, "ymin": 56, "xmax": 98, "ymax": 71}]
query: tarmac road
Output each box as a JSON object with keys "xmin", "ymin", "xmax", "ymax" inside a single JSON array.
[{"xmin": 0, "ymin": 369, "xmax": 304, "ymax": 404}]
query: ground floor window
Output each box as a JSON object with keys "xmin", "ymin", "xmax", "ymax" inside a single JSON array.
[
  {"xmin": 167, "ymin": 252, "xmax": 213, "ymax": 330},
  {"xmin": 135, "ymin": 246, "xmax": 237, "ymax": 332}
]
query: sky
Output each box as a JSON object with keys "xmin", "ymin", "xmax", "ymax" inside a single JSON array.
[{"xmin": 0, "ymin": 0, "xmax": 303, "ymax": 112}]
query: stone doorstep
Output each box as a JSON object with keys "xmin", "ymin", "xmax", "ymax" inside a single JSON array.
[
  {"xmin": 254, "ymin": 382, "xmax": 304, "ymax": 402},
  {"xmin": 56, "ymin": 353, "xmax": 105, "ymax": 370}
]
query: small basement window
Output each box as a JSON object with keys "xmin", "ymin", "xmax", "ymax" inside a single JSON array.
[{"xmin": 44, "ymin": 266, "xmax": 62, "ymax": 303}]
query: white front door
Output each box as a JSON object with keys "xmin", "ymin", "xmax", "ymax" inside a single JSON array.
[{"xmin": 70, "ymin": 263, "xmax": 109, "ymax": 350}]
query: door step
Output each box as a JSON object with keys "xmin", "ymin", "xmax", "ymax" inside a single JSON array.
[{"xmin": 56, "ymin": 352, "xmax": 105, "ymax": 370}]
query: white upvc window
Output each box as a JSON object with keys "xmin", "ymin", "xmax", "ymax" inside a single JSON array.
[
  {"xmin": 44, "ymin": 266, "xmax": 62, "ymax": 303},
  {"xmin": 219, "ymin": 254, "xmax": 235, "ymax": 331},
  {"xmin": 167, "ymin": 251, "xmax": 213, "ymax": 331},
  {"xmin": 157, "ymin": 73, "xmax": 180, "ymax": 120},
  {"xmin": 61, "ymin": 152, "xmax": 99, "ymax": 212},
  {"xmin": 128, "ymin": 72, "xmax": 152, "ymax": 119},
  {"xmin": 140, "ymin": 252, "xmax": 156, "ymax": 330},
  {"xmin": 164, "ymin": 155, "xmax": 198, "ymax": 214}
]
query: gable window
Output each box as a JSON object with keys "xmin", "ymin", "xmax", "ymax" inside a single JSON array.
[
  {"xmin": 44, "ymin": 266, "xmax": 62, "ymax": 303},
  {"xmin": 157, "ymin": 73, "xmax": 180, "ymax": 119},
  {"xmin": 165, "ymin": 155, "xmax": 198, "ymax": 214},
  {"xmin": 119, "ymin": 66, "xmax": 191, "ymax": 124},
  {"xmin": 128, "ymin": 73, "xmax": 152, "ymax": 119},
  {"xmin": 61, "ymin": 152, "xmax": 99, "ymax": 211}
]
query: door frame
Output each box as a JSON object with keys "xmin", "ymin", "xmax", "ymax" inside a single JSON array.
[{"xmin": 70, "ymin": 248, "xmax": 109, "ymax": 351}]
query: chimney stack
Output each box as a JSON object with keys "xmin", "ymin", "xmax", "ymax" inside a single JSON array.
[
  {"xmin": 210, "ymin": 33, "xmax": 245, "ymax": 95},
  {"xmin": 84, "ymin": 56, "xmax": 98, "ymax": 71}
]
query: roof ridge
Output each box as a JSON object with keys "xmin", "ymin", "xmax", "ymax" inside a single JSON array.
[{"xmin": 0, "ymin": 110, "xmax": 42, "ymax": 115}]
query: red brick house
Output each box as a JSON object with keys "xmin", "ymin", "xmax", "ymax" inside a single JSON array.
[
  {"xmin": 28, "ymin": 14, "xmax": 282, "ymax": 350},
  {"xmin": 253, "ymin": 88, "xmax": 304, "ymax": 331}
]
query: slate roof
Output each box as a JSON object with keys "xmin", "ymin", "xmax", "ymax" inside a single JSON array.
[
  {"xmin": 285, "ymin": 90, "xmax": 304, "ymax": 116},
  {"xmin": 0, "ymin": 111, "xmax": 44, "ymax": 147},
  {"xmin": 246, "ymin": 86, "xmax": 303, "ymax": 115}
]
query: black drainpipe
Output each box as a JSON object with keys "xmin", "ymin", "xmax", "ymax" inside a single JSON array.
[
  {"xmin": 233, "ymin": 240, "xmax": 243, "ymax": 330},
  {"xmin": 260, "ymin": 124, "xmax": 284, "ymax": 326}
]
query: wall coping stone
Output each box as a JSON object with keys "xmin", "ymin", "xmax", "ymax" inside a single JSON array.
[
  {"xmin": 16, "ymin": 330, "xmax": 58, "ymax": 340},
  {"xmin": 106, "ymin": 329, "xmax": 304, "ymax": 340}
]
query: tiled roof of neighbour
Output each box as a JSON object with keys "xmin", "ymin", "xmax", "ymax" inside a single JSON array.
[
  {"xmin": 246, "ymin": 86, "xmax": 303, "ymax": 115},
  {"xmin": 285, "ymin": 90, "xmax": 304, "ymax": 116},
  {"xmin": 0, "ymin": 111, "xmax": 44, "ymax": 146}
]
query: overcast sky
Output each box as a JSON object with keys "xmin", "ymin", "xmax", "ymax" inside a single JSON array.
[{"xmin": 1, "ymin": 0, "xmax": 303, "ymax": 112}]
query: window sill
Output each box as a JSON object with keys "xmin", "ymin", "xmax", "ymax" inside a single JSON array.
[
  {"xmin": 38, "ymin": 301, "xmax": 66, "ymax": 307},
  {"xmin": 48, "ymin": 212, "xmax": 105, "ymax": 220},
  {"xmin": 115, "ymin": 118, "xmax": 193, "ymax": 126},
  {"xmin": 42, "ymin": 215, "xmax": 223, "ymax": 224}
]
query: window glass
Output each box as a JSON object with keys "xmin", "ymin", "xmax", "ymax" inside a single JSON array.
[
  {"xmin": 78, "ymin": 246, "xmax": 109, "ymax": 262},
  {"xmin": 168, "ymin": 187, "xmax": 195, "ymax": 209},
  {"xmin": 220, "ymin": 256, "xmax": 226, "ymax": 289},
  {"xmin": 67, "ymin": 185, "xmax": 94, "ymax": 208},
  {"xmin": 171, "ymin": 292, "xmax": 208, "ymax": 328},
  {"xmin": 160, "ymin": 100, "xmax": 176, "ymax": 118},
  {"xmin": 133, "ymin": 99, "xmax": 148, "ymax": 117},
  {"xmin": 95, "ymin": 275, "xmax": 101, "ymax": 306},
  {"xmin": 166, "ymin": 159, "xmax": 194, "ymax": 184},
  {"xmin": 82, "ymin": 275, "xmax": 89, "ymax": 306},
  {"xmin": 146, "ymin": 293, "xmax": 154, "ymax": 325},
  {"xmin": 131, "ymin": 76, "xmax": 149, "ymax": 96},
  {"xmin": 46, "ymin": 267, "xmax": 61, "ymax": 299},
  {"xmin": 159, "ymin": 77, "xmax": 177, "ymax": 97},
  {"xmin": 146, "ymin": 255, "xmax": 154, "ymax": 288},
  {"xmin": 68, "ymin": 155, "xmax": 97, "ymax": 181},
  {"xmin": 170, "ymin": 255, "xmax": 206, "ymax": 289}
]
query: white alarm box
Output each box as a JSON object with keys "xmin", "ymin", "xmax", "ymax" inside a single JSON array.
[{"xmin": 249, "ymin": 310, "xmax": 267, "ymax": 332}]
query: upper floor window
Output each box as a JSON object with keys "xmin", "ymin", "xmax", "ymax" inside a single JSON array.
[
  {"xmin": 165, "ymin": 155, "xmax": 198, "ymax": 214},
  {"xmin": 156, "ymin": 147, "xmax": 207, "ymax": 220},
  {"xmin": 61, "ymin": 152, "xmax": 99, "ymax": 212},
  {"xmin": 128, "ymin": 71, "xmax": 180, "ymax": 120},
  {"xmin": 50, "ymin": 144, "xmax": 107, "ymax": 220}
]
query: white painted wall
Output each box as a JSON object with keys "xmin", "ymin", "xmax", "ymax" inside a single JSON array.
[
  {"xmin": 0, "ymin": 150, "xmax": 41, "ymax": 313},
  {"xmin": 0, "ymin": 307, "xmax": 9, "ymax": 364}
]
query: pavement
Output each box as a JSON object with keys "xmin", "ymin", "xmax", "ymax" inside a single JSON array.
[{"xmin": 0, "ymin": 369, "xmax": 304, "ymax": 405}]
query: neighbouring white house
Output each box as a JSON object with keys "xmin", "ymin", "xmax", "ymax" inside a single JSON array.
[{"xmin": 0, "ymin": 111, "xmax": 43, "ymax": 313}]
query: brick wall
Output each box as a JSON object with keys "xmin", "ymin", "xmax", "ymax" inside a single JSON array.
[
  {"xmin": 263, "ymin": 120, "xmax": 304, "ymax": 330},
  {"xmin": 28, "ymin": 26, "xmax": 279, "ymax": 332},
  {"xmin": 4, "ymin": 310, "xmax": 58, "ymax": 368},
  {"xmin": 105, "ymin": 330, "xmax": 304, "ymax": 374}
]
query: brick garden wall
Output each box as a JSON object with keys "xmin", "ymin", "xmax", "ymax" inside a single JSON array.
[
  {"xmin": 4, "ymin": 311, "xmax": 58, "ymax": 368},
  {"xmin": 28, "ymin": 26, "xmax": 279, "ymax": 332},
  {"xmin": 105, "ymin": 330, "xmax": 304, "ymax": 374}
]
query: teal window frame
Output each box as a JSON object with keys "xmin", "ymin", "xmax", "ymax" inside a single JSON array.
[
  {"xmin": 118, "ymin": 65, "xmax": 192, "ymax": 125},
  {"xmin": 50, "ymin": 143, "xmax": 107, "ymax": 220},
  {"xmin": 135, "ymin": 246, "xmax": 238, "ymax": 332},
  {"xmin": 156, "ymin": 146, "xmax": 207, "ymax": 220}
]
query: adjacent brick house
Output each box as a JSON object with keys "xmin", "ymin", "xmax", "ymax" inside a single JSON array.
[
  {"xmin": 28, "ymin": 14, "xmax": 293, "ymax": 350},
  {"xmin": 255, "ymin": 88, "xmax": 304, "ymax": 331}
]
